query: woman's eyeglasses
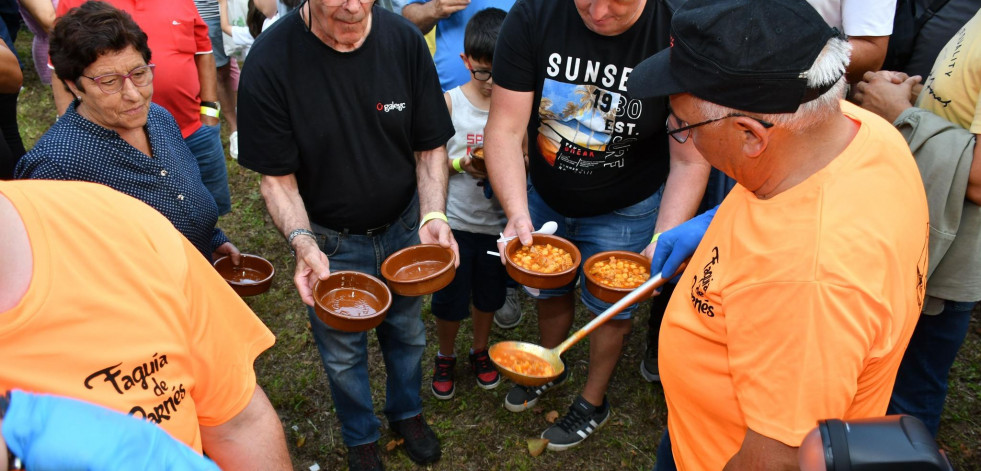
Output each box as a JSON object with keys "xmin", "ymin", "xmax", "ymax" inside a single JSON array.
[{"xmin": 81, "ymin": 64, "xmax": 155, "ymax": 94}]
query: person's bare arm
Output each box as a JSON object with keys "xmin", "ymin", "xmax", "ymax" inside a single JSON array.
[
  {"xmin": 641, "ymin": 138, "xmax": 710, "ymax": 258},
  {"xmin": 218, "ymin": 0, "xmax": 233, "ymax": 36},
  {"xmin": 19, "ymin": 0, "xmax": 56, "ymax": 34},
  {"xmin": 199, "ymin": 385, "xmax": 290, "ymax": 470},
  {"xmin": 259, "ymin": 174, "xmax": 329, "ymax": 306},
  {"xmin": 845, "ymin": 36, "xmax": 889, "ymax": 83},
  {"xmin": 0, "ymin": 41, "xmax": 22, "ymax": 93},
  {"xmin": 195, "ymin": 53, "xmax": 220, "ymax": 126},
  {"xmin": 416, "ymin": 146, "xmax": 460, "ymax": 264},
  {"xmin": 484, "ymin": 85, "xmax": 536, "ymax": 259},
  {"xmin": 723, "ymin": 429, "xmax": 799, "ymax": 471},
  {"xmin": 968, "ymin": 139, "xmax": 981, "ymax": 205},
  {"xmin": 402, "ymin": 0, "xmax": 470, "ymax": 34}
]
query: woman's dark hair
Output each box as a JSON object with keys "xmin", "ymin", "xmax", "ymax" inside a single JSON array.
[
  {"xmin": 463, "ymin": 7, "xmax": 506, "ymax": 64},
  {"xmin": 50, "ymin": 0, "xmax": 152, "ymax": 92}
]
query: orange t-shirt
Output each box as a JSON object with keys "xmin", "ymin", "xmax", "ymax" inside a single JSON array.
[
  {"xmin": 659, "ymin": 102, "xmax": 929, "ymax": 470},
  {"xmin": 0, "ymin": 180, "xmax": 275, "ymax": 452}
]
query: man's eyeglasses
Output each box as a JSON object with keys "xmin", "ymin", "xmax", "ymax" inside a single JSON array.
[
  {"xmin": 81, "ymin": 64, "xmax": 155, "ymax": 94},
  {"xmin": 471, "ymin": 69, "xmax": 492, "ymax": 81},
  {"xmin": 666, "ymin": 111, "xmax": 774, "ymax": 144}
]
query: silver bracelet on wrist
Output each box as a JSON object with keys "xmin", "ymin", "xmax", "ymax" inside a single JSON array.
[{"xmin": 287, "ymin": 228, "xmax": 317, "ymax": 255}]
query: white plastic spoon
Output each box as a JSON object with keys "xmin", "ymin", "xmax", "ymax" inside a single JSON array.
[{"xmin": 496, "ymin": 220, "xmax": 558, "ymax": 244}]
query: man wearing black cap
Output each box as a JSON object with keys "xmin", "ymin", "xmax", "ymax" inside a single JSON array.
[
  {"xmin": 483, "ymin": 0, "xmax": 711, "ymax": 452},
  {"xmin": 629, "ymin": 0, "xmax": 929, "ymax": 469}
]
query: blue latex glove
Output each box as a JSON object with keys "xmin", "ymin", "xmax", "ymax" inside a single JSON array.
[
  {"xmin": 481, "ymin": 178, "xmax": 494, "ymax": 199},
  {"xmin": 1, "ymin": 390, "xmax": 220, "ymax": 471},
  {"xmin": 650, "ymin": 205, "xmax": 718, "ymax": 282}
]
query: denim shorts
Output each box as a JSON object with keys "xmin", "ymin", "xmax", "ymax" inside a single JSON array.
[
  {"xmin": 431, "ymin": 230, "xmax": 508, "ymax": 321},
  {"xmin": 203, "ymin": 15, "xmax": 230, "ymax": 67},
  {"xmin": 526, "ymin": 183, "xmax": 663, "ymax": 319}
]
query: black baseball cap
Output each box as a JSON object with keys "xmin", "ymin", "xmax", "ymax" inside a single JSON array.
[{"xmin": 629, "ymin": 0, "xmax": 840, "ymax": 113}]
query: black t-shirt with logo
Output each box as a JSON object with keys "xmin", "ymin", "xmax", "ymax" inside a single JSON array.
[
  {"xmin": 494, "ymin": 0, "xmax": 673, "ymax": 217},
  {"xmin": 238, "ymin": 7, "xmax": 454, "ymax": 230}
]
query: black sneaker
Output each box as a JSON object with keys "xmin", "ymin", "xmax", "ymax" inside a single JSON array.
[
  {"xmin": 347, "ymin": 442, "xmax": 384, "ymax": 471},
  {"xmin": 541, "ymin": 395, "xmax": 611, "ymax": 451},
  {"xmin": 503, "ymin": 365, "xmax": 569, "ymax": 412},
  {"xmin": 640, "ymin": 343, "xmax": 660, "ymax": 382},
  {"xmin": 469, "ymin": 349, "xmax": 501, "ymax": 390},
  {"xmin": 389, "ymin": 414, "xmax": 441, "ymax": 465},
  {"xmin": 431, "ymin": 355, "xmax": 456, "ymax": 400}
]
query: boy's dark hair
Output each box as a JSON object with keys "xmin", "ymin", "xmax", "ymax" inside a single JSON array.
[
  {"xmin": 50, "ymin": 0, "xmax": 151, "ymax": 93},
  {"xmin": 464, "ymin": 7, "xmax": 506, "ymax": 63}
]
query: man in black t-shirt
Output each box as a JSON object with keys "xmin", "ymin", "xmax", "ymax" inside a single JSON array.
[
  {"xmin": 237, "ymin": 2, "xmax": 457, "ymax": 470},
  {"xmin": 484, "ymin": 0, "xmax": 710, "ymax": 452}
]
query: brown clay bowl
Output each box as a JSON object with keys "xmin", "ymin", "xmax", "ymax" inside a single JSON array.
[
  {"xmin": 505, "ymin": 234, "xmax": 581, "ymax": 290},
  {"xmin": 213, "ymin": 254, "xmax": 275, "ymax": 297},
  {"xmin": 469, "ymin": 146, "xmax": 486, "ymax": 173},
  {"xmin": 583, "ymin": 250, "xmax": 652, "ymax": 304},
  {"xmin": 380, "ymin": 244, "xmax": 456, "ymax": 296},
  {"xmin": 314, "ymin": 271, "xmax": 392, "ymax": 332}
]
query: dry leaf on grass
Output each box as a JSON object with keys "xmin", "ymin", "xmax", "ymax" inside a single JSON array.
[
  {"xmin": 545, "ymin": 410, "xmax": 559, "ymax": 423},
  {"xmin": 296, "ymin": 435, "xmax": 306, "ymax": 448},
  {"xmin": 527, "ymin": 438, "xmax": 549, "ymax": 457},
  {"xmin": 385, "ymin": 438, "xmax": 404, "ymax": 452}
]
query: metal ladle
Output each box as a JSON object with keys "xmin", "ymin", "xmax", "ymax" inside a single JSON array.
[{"xmin": 489, "ymin": 261, "xmax": 688, "ymax": 387}]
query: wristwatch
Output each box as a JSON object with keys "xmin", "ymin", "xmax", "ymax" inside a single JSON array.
[{"xmin": 200, "ymin": 101, "xmax": 221, "ymax": 118}]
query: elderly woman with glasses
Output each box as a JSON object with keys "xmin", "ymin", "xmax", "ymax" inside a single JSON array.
[{"xmin": 15, "ymin": 1, "xmax": 238, "ymax": 263}]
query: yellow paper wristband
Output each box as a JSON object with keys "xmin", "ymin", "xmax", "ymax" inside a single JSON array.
[
  {"xmin": 651, "ymin": 232, "xmax": 662, "ymax": 244},
  {"xmin": 420, "ymin": 211, "xmax": 448, "ymax": 228},
  {"xmin": 452, "ymin": 157, "xmax": 465, "ymax": 173},
  {"xmin": 200, "ymin": 106, "xmax": 220, "ymax": 118}
]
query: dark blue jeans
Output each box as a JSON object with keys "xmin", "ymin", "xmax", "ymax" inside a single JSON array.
[
  {"xmin": 184, "ymin": 123, "xmax": 231, "ymax": 215},
  {"xmin": 306, "ymin": 197, "xmax": 426, "ymax": 447},
  {"xmin": 888, "ymin": 300, "xmax": 976, "ymax": 436},
  {"xmin": 654, "ymin": 428, "xmax": 677, "ymax": 471}
]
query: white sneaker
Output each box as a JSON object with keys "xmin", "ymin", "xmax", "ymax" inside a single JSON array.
[{"xmin": 229, "ymin": 131, "xmax": 239, "ymax": 160}]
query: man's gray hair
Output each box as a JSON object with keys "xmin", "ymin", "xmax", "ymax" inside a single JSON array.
[{"xmin": 696, "ymin": 37, "xmax": 852, "ymax": 134}]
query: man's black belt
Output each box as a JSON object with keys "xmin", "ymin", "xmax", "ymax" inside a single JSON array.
[{"xmin": 316, "ymin": 221, "xmax": 393, "ymax": 237}]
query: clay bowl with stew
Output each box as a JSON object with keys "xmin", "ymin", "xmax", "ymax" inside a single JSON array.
[
  {"xmin": 314, "ymin": 271, "xmax": 392, "ymax": 332},
  {"xmin": 469, "ymin": 146, "xmax": 486, "ymax": 173},
  {"xmin": 583, "ymin": 250, "xmax": 652, "ymax": 304},
  {"xmin": 505, "ymin": 234, "xmax": 581, "ymax": 290},
  {"xmin": 381, "ymin": 244, "xmax": 456, "ymax": 296},
  {"xmin": 213, "ymin": 254, "xmax": 275, "ymax": 297}
]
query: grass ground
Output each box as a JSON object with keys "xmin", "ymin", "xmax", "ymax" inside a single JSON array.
[{"xmin": 13, "ymin": 31, "xmax": 980, "ymax": 471}]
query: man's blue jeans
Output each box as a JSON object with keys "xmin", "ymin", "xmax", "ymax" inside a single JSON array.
[
  {"xmin": 888, "ymin": 300, "xmax": 976, "ymax": 436},
  {"xmin": 526, "ymin": 183, "xmax": 662, "ymax": 318},
  {"xmin": 306, "ymin": 197, "xmax": 426, "ymax": 447},
  {"xmin": 184, "ymin": 123, "xmax": 231, "ymax": 215},
  {"xmin": 654, "ymin": 429, "xmax": 676, "ymax": 471}
]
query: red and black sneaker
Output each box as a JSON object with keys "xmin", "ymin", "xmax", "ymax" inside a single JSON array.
[
  {"xmin": 431, "ymin": 355, "xmax": 456, "ymax": 400},
  {"xmin": 469, "ymin": 348, "xmax": 501, "ymax": 390}
]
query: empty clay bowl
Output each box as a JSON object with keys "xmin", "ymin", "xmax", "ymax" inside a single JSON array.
[
  {"xmin": 381, "ymin": 244, "xmax": 456, "ymax": 296},
  {"xmin": 213, "ymin": 254, "xmax": 275, "ymax": 297},
  {"xmin": 583, "ymin": 250, "xmax": 652, "ymax": 303},
  {"xmin": 314, "ymin": 271, "xmax": 392, "ymax": 332},
  {"xmin": 470, "ymin": 146, "xmax": 486, "ymax": 173},
  {"xmin": 504, "ymin": 234, "xmax": 581, "ymax": 290}
]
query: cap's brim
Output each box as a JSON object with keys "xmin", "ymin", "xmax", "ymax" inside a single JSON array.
[{"xmin": 628, "ymin": 48, "xmax": 685, "ymax": 99}]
